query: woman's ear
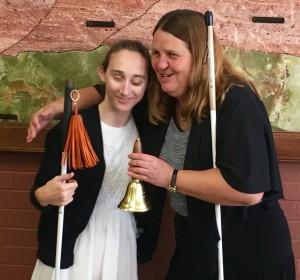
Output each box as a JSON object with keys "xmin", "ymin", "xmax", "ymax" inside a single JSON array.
[{"xmin": 97, "ymin": 66, "xmax": 106, "ymax": 82}]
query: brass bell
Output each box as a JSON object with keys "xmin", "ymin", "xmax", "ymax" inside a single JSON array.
[{"xmin": 118, "ymin": 138, "xmax": 152, "ymax": 212}]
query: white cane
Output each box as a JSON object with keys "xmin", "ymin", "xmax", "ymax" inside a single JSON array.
[
  {"xmin": 205, "ymin": 11, "xmax": 224, "ymax": 280},
  {"xmin": 55, "ymin": 79, "xmax": 73, "ymax": 280}
]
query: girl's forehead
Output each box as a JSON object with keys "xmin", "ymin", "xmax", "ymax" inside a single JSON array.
[
  {"xmin": 107, "ymin": 50, "xmax": 148, "ymax": 76},
  {"xmin": 109, "ymin": 49, "xmax": 145, "ymax": 63}
]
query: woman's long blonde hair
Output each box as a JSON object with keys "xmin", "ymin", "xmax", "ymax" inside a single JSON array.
[{"xmin": 148, "ymin": 9, "xmax": 258, "ymax": 124}]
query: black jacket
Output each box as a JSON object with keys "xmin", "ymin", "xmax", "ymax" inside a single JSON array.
[{"xmin": 134, "ymin": 84, "xmax": 291, "ymax": 278}]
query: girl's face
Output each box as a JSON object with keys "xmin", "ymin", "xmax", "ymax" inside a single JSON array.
[
  {"xmin": 98, "ymin": 49, "xmax": 148, "ymax": 113},
  {"xmin": 151, "ymin": 29, "xmax": 192, "ymax": 102}
]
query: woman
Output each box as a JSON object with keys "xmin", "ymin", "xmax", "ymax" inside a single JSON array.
[
  {"xmin": 27, "ymin": 9, "xmax": 295, "ymax": 280},
  {"xmin": 128, "ymin": 9, "xmax": 295, "ymax": 280},
  {"xmin": 30, "ymin": 39, "xmax": 151, "ymax": 280}
]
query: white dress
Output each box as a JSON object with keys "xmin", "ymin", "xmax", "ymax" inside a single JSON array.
[{"xmin": 31, "ymin": 116, "xmax": 139, "ymax": 280}]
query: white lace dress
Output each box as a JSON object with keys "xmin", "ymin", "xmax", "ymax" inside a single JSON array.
[{"xmin": 31, "ymin": 116, "xmax": 139, "ymax": 280}]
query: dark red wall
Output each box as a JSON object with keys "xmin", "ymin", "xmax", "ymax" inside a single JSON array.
[{"xmin": 0, "ymin": 152, "xmax": 299, "ymax": 280}]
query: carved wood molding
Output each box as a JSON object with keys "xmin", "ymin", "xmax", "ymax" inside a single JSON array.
[{"xmin": 0, "ymin": 123, "xmax": 299, "ymax": 162}]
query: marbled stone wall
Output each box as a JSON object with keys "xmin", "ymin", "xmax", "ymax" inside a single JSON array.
[
  {"xmin": 0, "ymin": 2, "xmax": 300, "ymax": 280},
  {"xmin": 0, "ymin": 0, "xmax": 300, "ymax": 131},
  {"xmin": 1, "ymin": 0, "xmax": 300, "ymax": 56}
]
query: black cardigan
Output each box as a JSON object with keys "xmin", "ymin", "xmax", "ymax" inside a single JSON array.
[
  {"xmin": 30, "ymin": 99, "xmax": 152, "ymax": 268},
  {"xmin": 134, "ymin": 84, "xmax": 287, "ymax": 278}
]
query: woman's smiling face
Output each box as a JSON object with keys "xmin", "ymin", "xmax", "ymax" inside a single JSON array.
[{"xmin": 151, "ymin": 28, "xmax": 192, "ymax": 100}]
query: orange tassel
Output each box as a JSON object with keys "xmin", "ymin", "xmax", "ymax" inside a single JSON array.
[{"xmin": 62, "ymin": 90, "xmax": 99, "ymax": 170}]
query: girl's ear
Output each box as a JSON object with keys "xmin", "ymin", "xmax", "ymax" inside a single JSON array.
[{"xmin": 97, "ymin": 66, "xmax": 106, "ymax": 82}]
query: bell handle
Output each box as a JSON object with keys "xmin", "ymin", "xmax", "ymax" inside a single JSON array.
[{"xmin": 133, "ymin": 138, "xmax": 142, "ymax": 153}]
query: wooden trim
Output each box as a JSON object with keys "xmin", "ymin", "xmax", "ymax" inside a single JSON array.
[
  {"xmin": 0, "ymin": 122, "xmax": 51, "ymax": 153},
  {"xmin": 0, "ymin": 123, "xmax": 299, "ymax": 162},
  {"xmin": 273, "ymin": 131, "xmax": 300, "ymax": 162}
]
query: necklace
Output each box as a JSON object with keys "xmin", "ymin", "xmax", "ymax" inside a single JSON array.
[
  {"xmin": 181, "ymin": 115, "xmax": 186, "ymax": 123},
  {"xmin": 176, "ymin": 103, "xmax": 188, "ymax": 126}
]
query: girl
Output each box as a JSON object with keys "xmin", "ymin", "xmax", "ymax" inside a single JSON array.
[{"xmin": 30, "ymin": 39, "xmax": 150, "ymax": 280}]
